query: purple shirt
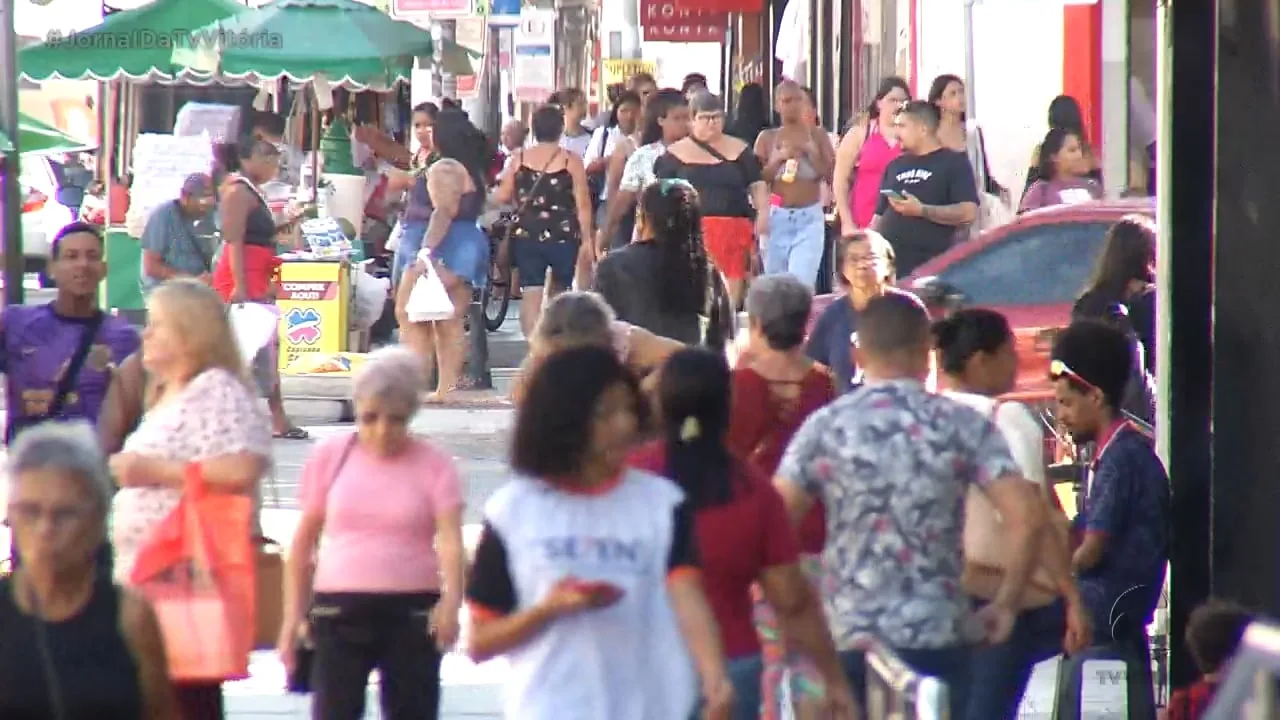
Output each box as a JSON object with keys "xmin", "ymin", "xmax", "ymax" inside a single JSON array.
[
  {"xmin": 1, "ymin": 304, "xmax": 140, "ymax": 440},
  {"xmin": 1019, "ymin": 176, "xmax": 1104, "ymax": 212}
]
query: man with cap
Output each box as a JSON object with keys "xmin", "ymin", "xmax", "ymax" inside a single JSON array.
[{"xmin": 139, "ymin": 172, "xmax": 217, "ymax": 293}]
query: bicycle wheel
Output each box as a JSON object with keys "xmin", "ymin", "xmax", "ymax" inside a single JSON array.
[{"xmin": 484, "ymin": 258, "xmax": 511, "ymax": 331}]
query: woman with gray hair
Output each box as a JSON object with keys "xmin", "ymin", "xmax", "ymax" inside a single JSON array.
[
  {"xmin": 510, "ymin": 291, "xmax": 683, "ymax": 406},
  {"xmin": 729, "ymin": 275, "xmax": 837, "ymax": 719},
  {"xmin": 280, "ymin": 347, "xmax": 466, "ymax": 719},
  {"xmin": 0, "ymin": 421, "xmax": 178, "ymax": 718}
]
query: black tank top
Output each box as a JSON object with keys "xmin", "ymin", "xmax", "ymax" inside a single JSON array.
[
  {"xmin": 0, "ymin": 575, "xmax": 143, "ymax": 719},
  {"xmin": 236, "ymin": 178, "xmax": 277, "ymax": 248}
]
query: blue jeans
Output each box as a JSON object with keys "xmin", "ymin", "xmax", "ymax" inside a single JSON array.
[
  {"xmin": 765, "ymin": 203, "xmax": 826, "ymax": 289},
  {"xmin": 840, "ymin": 644, "xmax": 972, "ymax": 719},
  {"xmin": 689, "ymin": 654, "xmax": 763, "ymax": 720},
  {"xmin": 965, "ymin": 600, "xmax": 1067, "ymax": 720},
  {"xmin": 727, "ymin": 654, "xmax": 763, "ymax": 720}
]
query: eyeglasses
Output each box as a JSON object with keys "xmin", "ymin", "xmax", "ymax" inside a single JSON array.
[
  {"xmin": 1049, "ymin": 359, "xmax": 1097, "ymax": 392},
  {"xmin": 4, "ymin": 501, "xmax": 92, "ymax": 530},
  {"xmin": 847, "ymin": 252, "xmax": 885, "ymax": 267},
  {"xmin": 695, "ymin": 113, "xmax": 724, "ymax": 123}
]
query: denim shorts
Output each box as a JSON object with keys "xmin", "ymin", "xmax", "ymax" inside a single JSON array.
[
  {"xmin": 511, "ymin": 238, "xmax": 577, "ymax": 289},
  {"xmin": 394, "ymin": 220, "xmax": 489, "ymax": 289},
  {"xmin": 393, "ymin": 220, "xmax": 427, "ymax": 289}
]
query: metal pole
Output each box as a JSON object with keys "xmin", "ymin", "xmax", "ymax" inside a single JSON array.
[
  {"xmin": 465, "ymin": 301, "xmax": 492, "ymax": 389},
  {"xmin": 1, "ymin": 0, "xmax": 25, "ymax": 307},
  {"xmin": 962, "ymin": 0, "xmax": 986, "ymax": 194},
  {"xmin": 962, "ymin": 0, "xmax": 977, "ymax": 122}
]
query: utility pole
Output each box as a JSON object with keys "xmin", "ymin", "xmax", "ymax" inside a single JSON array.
[{"xmin": 1, "ymin": 0, "xmax": 25, "ymax": 307}]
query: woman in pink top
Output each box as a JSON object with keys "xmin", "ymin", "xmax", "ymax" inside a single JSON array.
[
  {"xmin": 832, "ymin": 77, "xmax": 909, "ymax": 235},
  {"xmin": 279, "ymin": 348, "xmax": 466, "ymax": 720}
]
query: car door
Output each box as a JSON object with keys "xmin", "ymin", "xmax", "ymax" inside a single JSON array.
[{"xmin": 935, "ymin": 220, "xmax": 1113, "ymax": 394}]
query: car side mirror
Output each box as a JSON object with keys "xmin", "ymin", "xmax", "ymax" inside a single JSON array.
[{"xmin": 911, "ymin": 276, "xmax": 968, "ymax": 315}]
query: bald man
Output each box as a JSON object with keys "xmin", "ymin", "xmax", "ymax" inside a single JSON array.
[{"xmin": 500, "ymin": 119, "xmax": 528, "ymax": 154}]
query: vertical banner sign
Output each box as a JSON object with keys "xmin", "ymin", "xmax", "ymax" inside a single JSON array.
[
  {"xmin": 640, "ymin": 0, "xmax": 729, "ymax": 43},
  {"xmin": 454, "ymin": 16, "xmax": 487, "ymax": 98},
  {"xmin": 514, "ymin": 7, "xmax": 556, "ymax": 102}
]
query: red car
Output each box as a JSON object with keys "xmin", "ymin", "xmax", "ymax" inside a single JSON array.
[{"xmin": 811, "ymin": 198, "xmax": 1156, "ymax": 397}]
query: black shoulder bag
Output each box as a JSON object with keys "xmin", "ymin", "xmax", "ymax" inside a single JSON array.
[
  {"xmin": 7, "ymin": 312, "xmax": 106, "ymax": 442},
  {"xmin": 288, "ymin": 433, "xmax": 359, "ymax": 694}
]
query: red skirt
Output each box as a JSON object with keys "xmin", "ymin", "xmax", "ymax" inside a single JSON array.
[
  {"xmin": 212, "ymin": 244, "xmax": 281, "ymax": 302},
  {"xmin": 702, "ymin": 216, "xmax": 754, "ymax": 280}
]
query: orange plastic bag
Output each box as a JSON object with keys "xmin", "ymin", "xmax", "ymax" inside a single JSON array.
[{"xmin": 130, "ymin": 464, "xmax": 255, "ymax": 682}]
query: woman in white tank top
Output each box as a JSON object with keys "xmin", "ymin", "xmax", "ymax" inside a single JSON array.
[{"xmin": 932, "ymin": 308, "xmax": 1091, "ymax": 720}]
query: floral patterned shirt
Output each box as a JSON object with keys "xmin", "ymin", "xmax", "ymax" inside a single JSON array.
[
  {"xmin": 110, "ymin": 367, "xmax": 272, "ymax": 583},
  {"xmin": 776, "ymin": 378, "xmax": 1021, "ymax": 650},
  {"xmin": 619, "ymin": 141, "xmax": 667, "ymax": 194}
]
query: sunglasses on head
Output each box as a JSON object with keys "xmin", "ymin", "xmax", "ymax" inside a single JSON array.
[{"xmin": 1049, "ymin": 359, "xmax": 1097, "ymax": 392}]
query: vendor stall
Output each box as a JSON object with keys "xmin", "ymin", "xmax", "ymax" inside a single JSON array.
[
  {"xmin": 17, "ymin": 0, "xmax": 249, "ymax": 313},
  {"xmin": 166, "ymin": 0, "xmax": 432, "ymax": 372}
]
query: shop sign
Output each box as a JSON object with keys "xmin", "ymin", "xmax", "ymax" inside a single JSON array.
[
  {"xmin": 666, "ymin": 0, "xmax": 760, "ymax": 13},
  {"xmin": 514, "ymin": 7, "xmax": 556, "ymax": 102},
  {"xmin": 392, "ymin": 0, "xmax": 473, "ymax": 19},
  {"xmin": 454, "ymin": 16, "xmax": 486, "ymax": 98},
  {"xmin": 640, "ymin": 0, "xmax": 728, "ymax": 43},
  {"xmin": 602, "ymin": 59, "xmax": 657, "ymax": 86}
]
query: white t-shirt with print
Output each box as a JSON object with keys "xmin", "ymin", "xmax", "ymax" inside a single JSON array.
[{"xmin": 466, "ymin": 469, "xmax": 699, "ymax": 719}]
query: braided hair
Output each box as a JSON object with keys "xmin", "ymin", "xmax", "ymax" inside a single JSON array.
[{"xmin": 640, "ymin": 180, "xmax": 708, "ymax": 318}]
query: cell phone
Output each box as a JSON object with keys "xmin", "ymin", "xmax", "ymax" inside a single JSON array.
[
  {"xmin": 880, "ymin": 189, "xmax": 907, "ymax": 201},
  {"xmin": 572, "ymin": 580, "xmax": 625, "ymax": 606}
]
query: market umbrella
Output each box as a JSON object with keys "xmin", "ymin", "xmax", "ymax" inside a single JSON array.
[
  {"xmin": 171, "ymin": 0, "xmax": 435, "ymax": 88},
  {"xmin": 18, "ymin": 0, "xmax": 248, "ymax": 81},
  {"xmin": 0, "ymin": 114, "xmax": 97, "ymax": 156}
]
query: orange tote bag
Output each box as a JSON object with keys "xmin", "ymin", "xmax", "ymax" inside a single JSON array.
[{"xmin": 130, "ymin": 464, "xmax": 255, "ymax": 682}]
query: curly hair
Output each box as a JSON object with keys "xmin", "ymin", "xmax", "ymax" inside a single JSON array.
[{"xmin": 639, "ymin": 179, "xmax": 708, "ymax": 317}]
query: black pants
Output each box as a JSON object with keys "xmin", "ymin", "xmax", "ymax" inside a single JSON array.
[{"xmin": 310, "ymin": 591, "xmax": 442, "ymax": 720}]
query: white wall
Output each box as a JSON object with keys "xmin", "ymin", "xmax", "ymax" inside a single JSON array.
[
  {"xmin": 643, "ymin": 42, "xmax": 723, "ymax": 92},
  {"xmin": 914, "ymin": 0, "xmax": 1064, "ymax": 195}
]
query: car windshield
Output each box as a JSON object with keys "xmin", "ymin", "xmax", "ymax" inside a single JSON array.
[{"xmin": 936, "ymin": 221, "xmax": 1117, "ymax": 306}]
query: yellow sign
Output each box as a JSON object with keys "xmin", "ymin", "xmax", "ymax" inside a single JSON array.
[
  {"xmin": 276, "ymin": 260, "xmax": 350, "ymax": 373},
  {"xmin": 602, "ymin": 59, "xmax": 657, "ymax": 87}
]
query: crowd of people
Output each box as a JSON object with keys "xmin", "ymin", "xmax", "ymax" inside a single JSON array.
[{"xmin": 0, "ymin": 68, "xmax": 1236, "ymax": 720}]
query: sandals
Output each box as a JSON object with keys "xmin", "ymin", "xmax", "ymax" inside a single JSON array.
[{"xmin": 273, "ymin": 426, "xmax": 310, "ymax": 440}]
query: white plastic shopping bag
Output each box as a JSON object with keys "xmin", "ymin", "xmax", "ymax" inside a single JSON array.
[
  {"xmin": 228, "ymin": 303, "xmax": 280, "ymax": 364},
  {"xmin": 351, "ymin": 261, "xmax": 391, "ymax": 330},
  {"xmin": 385, "ymin": 220, "xmax": 404, "ymax": 253},
  {"xmin": 405, "ymin": 251, "xmax": 454, "ymax": 323}
]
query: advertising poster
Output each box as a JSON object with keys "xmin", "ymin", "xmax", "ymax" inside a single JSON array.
[{"xmin": 276, "ymin": 262, "xmax": 349, "ymax": 373}]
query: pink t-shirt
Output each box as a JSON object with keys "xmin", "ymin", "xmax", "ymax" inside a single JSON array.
[{"xmin": 302, "ymin": 433, "xmax": 464, "ymax": 593}]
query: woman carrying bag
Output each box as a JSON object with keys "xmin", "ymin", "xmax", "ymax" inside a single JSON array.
[
  {"xmin": 279, "ymin": 348, "xmax": 466, "ymax": 720},
  {"xmin": 107, "ymin": 280, "xmax": 272, "ymax": 720}
]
